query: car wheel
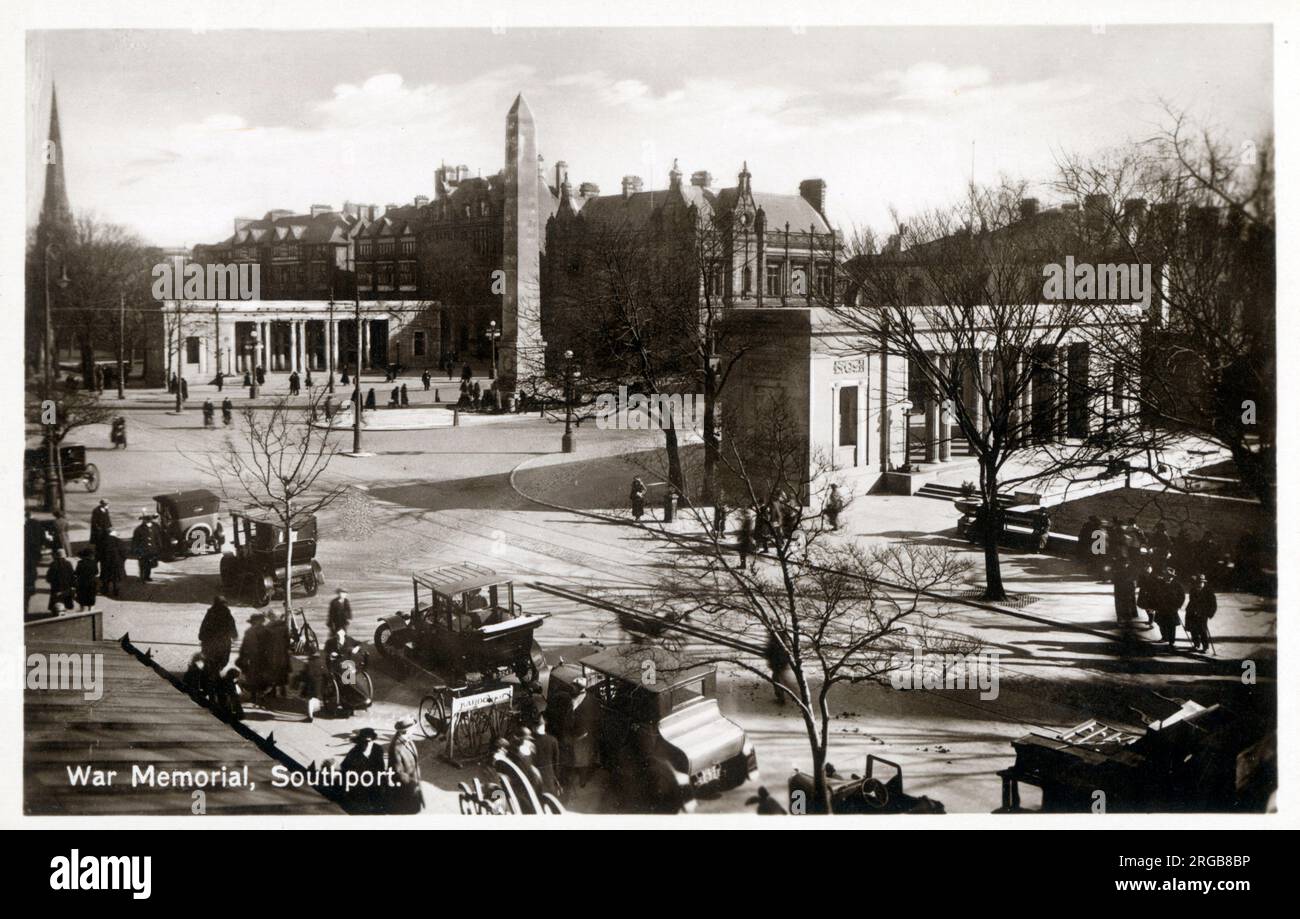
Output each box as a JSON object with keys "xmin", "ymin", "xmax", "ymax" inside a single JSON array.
[
  {"xmin": 252, "ymin": 576, "xmax": 271, "ymax": 607},
  {"xmin": 373, "ymin": 622, "xmax": 394, "ymax": 655},
  {"xmin": 186, "ymin": 528, "xmax": 208, "ymax": 555},
  {"xmin": 84, "ymin": 464, "xmax": 100, "ymax": 492},
  {"xmin": 302, "ymin": 572, "xmax": 318, "ymax": 597}
]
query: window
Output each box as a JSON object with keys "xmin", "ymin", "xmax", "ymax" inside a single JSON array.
[
  {"xmin": 398, "ymin": 262, "xmax": 416, "ymax": 287},
  {"xmin": 357, "ymin": 267, "xmax": 373, "ymax": 289},
  {"xmin": 358, "ymin": 240, "xmax": 373, "ymax": 258},
  {"xmin": 414, "ymin": 330, "xmax": 427, "ymax": 357},
  {"xmin": 377, "ymin": 265, "xmax": 394, "ymax": 289},
  {"xmin": 765, "ymin": 261, "xmax": 784, "ymax": 297},
  {"xmin": 709, "ymin": 261, "xmax": 726, "ymax": 296},
  {"xmin": 377, "ymin": 238, "xmax": 395, "ymax": 257},
  {"xmin": 838, "ymin": 385, "xmax": 858, "ymax": 447},
  {"xmin": 310, "ymin": 262, "xmax": 327, "ymax": 287},
  {"xmin": 400, "ymin": 237, "xmax": 416, "ymax": 256},
  {"xmin": 816, "ymin": 261, "xmax": 832, "ymax": 296},
  {"xmin": 185, "ymin": 337, "xmax": 201, "ymax": 364},
  {"xmin": 791, "ymin": 265, "xmax": 808, "ymax": 297},
  {"xmin": 480, "ymin": 201, "xmax": 489, "ymax": 217},
  {"xmin": 742, "ymin": 266, "xmax": 753, "ymax": 296}
]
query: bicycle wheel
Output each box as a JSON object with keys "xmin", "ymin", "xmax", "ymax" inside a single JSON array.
[
  {"xmin": 321, "ymin": 674, "xmax": 341, "ymax": 712},
  {"xmin": 418, "ymin": 693, "xmax": 448, "ymax": 739}
]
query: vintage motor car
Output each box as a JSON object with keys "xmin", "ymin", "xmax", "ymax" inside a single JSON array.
[
  {"xmin": 219, "ymin": 510, "xmax": 323, "ymax": 607},
  {"xmin": 154, "ymin": 489, "xmax": 223, "ymax": 558},
  {"xmin": 374, "ymin": 564, "xmax": 546, "ymax": 684},
  {"xmin": 788, "ymin": 754, "xmax": 945, "ymax": 815},
  {"xmin": 24, "ymin": 443, "xmax": 100, "ymax": 496},
  {"xmin": 547, "ymin": 645, "xmax": 759, "ymax": 812}
]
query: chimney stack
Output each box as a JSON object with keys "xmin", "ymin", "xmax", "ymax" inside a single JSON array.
[
  {"xmin": 234, "ymin": 217, "xmax": 255, "ymax": 235},
  {"xmin": 579, "ymin": 182, "xmax": 600, "ymax": 198},
  {"xmin": 621, "ymin": 175, "xmax": 643, "ymax": 199},
  {"xmin": 799, "ymin": 178, "xmax": 827, "ymax": 216},
  {"xmin": 1019, "ymin": 198, "xmax": 1039, "ymax": 221},
  {"xmin": 669, "ymin": 159, "xmax": 682, "ymax": 190},
  {"xmin": 414, "ymin": 195, "xmax": 429, "ymax": 208},
  {"xmin": 690, "ymin": 170, "xmax": 712, "ymax": 188},
  {"xmin": 554, "ymin": 161, "xmax": 569, "ymax": 191},
  {"xmin": 310, "ymin": 203, "xmax": 333, "ymax": 217}
]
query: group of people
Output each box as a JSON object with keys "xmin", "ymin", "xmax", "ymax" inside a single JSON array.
[
  {"xmin": 25, "ymin": 500, "xmax": 134, "ymax": 613},
  {"xmin": 457, "ymin": 378, "xmax": 497, "ymax": 412},
  {"xmin": 1077, "ymin": 515, "xmax": 1223, "ymax": 652},
  {"xmin": 201, "ymin": 397, "xmax": 235, "ymax": 427},
  {"xmin": 386, "ymin": 383, "xmax": 412, "ymax": 407}
]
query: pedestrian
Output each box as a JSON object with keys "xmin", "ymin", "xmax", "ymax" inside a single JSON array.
[
  {"xmin": 327, "ymin": 588, "xmax": 353, "ymax": 635},
  {"xmin": 199, "ymin": 594, "xmax": 238, "ymax": 674},
  {"xmin": 256, "ymin": 366, "xmax": 266, "ymax": 386},
  {"xmin": 339, "ymin": 727, "xmax": 388, "ymax": 814},
  {"xmin": 340, "ymin": 368, "xmax": 350, "ymax": 387},
  {"xmin": 1111, "ymin": 559, "xmax": 1137, "ymax": 624},
  {"xmin": 111, "ymin": 416, "xmax": 127, "ymax": 448},
  {"xmin": 24, "ymin": 511, "xmax": 45, "ymax": 609},
  {"xmin": 400, "ymin": 383, "xmax": 409, "ymax": 407},
  {"xmin": 1152, "ymin": 568, "xmax": 1186, "ymax": 650},
  {"xmin": 755, "ymin": 504, "xmax": 774, "ymax": 553},
  {"xmin": 508, "ymin": 726, "xmax": 544, "ymax": 791},
  {"xmin": 45, "ymin": 549, "xmax": 76, "ymax": 612},
  {"xmin": 1076, "ymin": 514, "xmax": 1102, "ymax": 565},
  {"xmin": 236, "ymin": 612, "xmax": 271, "ymax": 702},
  {"xmin": 365, "ymin": 388, "xmax": 376, "ymax": 410},
  {"xmin": 74, "ymin": 547, "xmax": 98, "ymax": 611},
  {"xmin": 100, "ymin": 529, "xmax": 126, "ymax": 597},
  {"xmin": 421, "ymin": 370, "xmax": 431, "ymax": 391},
  {"xmin": 221, "ymin": 397, "xmax": 233, "ymax": 426},
  {"xmin": 289, "ymin": 370, "xmax": 300, "ymax": 396},
  {"xmin": 737, "ymin": 506, "xmax": 756, "ymax": 570},
  {"xmin": 629, "ymin": 477, "xmax": 646, "ymax": 520},
  {"xmin": 532, "ymin": 715, "xmax": 563, "ymax": 799},
  {"xmin": 824, "ymin": 483, "xmax": 844, "ymax": 531},
  {"xmin": 305, "ymin": 369, "xmax": 313, "ymax": 389},
  {"xmin": 1136, "ymin": 563, "xmax": 1158, "ymax": 628},
  {"xmin": 51, "ymin": 510, "xmax": 71, "ymax": 558},
  {"xmin": 1184, "ymin": 573, "xmax": 1217, "ymax": 653},
  {"xmin": 713, "ymin": 492, "xmax": 729, "ymax": 538},
  {"xmin": 180, "ymin": 377, "xmax": 189, "ymax": 402},
  {"xmin": 461, "ymin": 362, "xmax": 472, "ymax": 383},
  {"xmin": 169, "ymin": 372, "xmax": 178, "ymax": 394},
  {"xmin": 662, "ymin": 486, "xmax": 677, "ymax": 523},
  {"xmin": 765, "ymin": 632, "xmax": 797, "ymax": 705},
  {"xmin": 243, "ymin": 370, "xmax": 252, "ymax": 388},
  {"xmin": 215, "ymin": 370, "xmax": 224, "ymax": 392},
  {"xmin": 445, "ymin": 358, "xmax": 454, "ymax": 382},
  {"xmin": 388, "ymin": 717, "xmax": 424, "ymax": 813},
  {"xmin": 471, "ymin": 381, "xmax": 482, "ymax": 408},
  {"xmin": 202, "ymin": 399, "xmax": 215, "ymax": 427},
  {"xmin": 90, "ymin": 499, "xmax": 112, "ymax": 559},
  {"xmin": 779, "ymin": 490, "xmax": 799, "ymax": 541},
  {"xmin": 567, "ymin": 677, "xmax": 600, "ymax": 788},
  {"xmin": 132, "ymin": 513, "xmax": 161, "ymax": 582},
  {"xmin": 388, "ymin": 386, "xmax": 399, "ymax": 407}
]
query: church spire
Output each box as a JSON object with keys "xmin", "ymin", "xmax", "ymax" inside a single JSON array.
[{"xmin": 40, "ymin": 83, "xmax": 73, "ymax": 232}]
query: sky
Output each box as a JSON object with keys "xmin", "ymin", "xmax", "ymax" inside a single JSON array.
[{"xmin": 27, "ymin": 25, "xmax": 1273, "ymax": 247}]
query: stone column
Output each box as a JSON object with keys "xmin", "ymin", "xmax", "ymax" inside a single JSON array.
[
  {"xmin": 856, "ymin": 380, "xmax": 868, "ymax": 468},
  {"xmin": 975, "ymin": 350, "xmax": 991, "ymax": 436},
  {"xmin": 924, "ymin": 390, "xmax": 940, "ymax": 463},
  {"xmin": 1055, "ymin": 346, "xmax": 1070, "ymax": 439},
  {"xmin": 1019, "ymin": 355, "xmax": 1034, "ymax": 444},
  {"xmin": 361, "ymin": 319, "xmax": 370, "ymax": 370},
  {"xmin": 329, "ymin": 319, "xmax": 338, "ymax": 372},
  {"xmin": 938, "ymin": 354, "xmax": 952, "ymax": 462},
  {"xmin": 290, "ymin": 320, "xmax": 299, "ymax": 373}
]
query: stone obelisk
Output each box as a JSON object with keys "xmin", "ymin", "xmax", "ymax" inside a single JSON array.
[{"xmin": 501, "ymin": 93, "xmax": 544, "ymax": 402}]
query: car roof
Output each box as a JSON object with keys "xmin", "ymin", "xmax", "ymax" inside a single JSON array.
[
  {"xmin": 154, "ymin": 488, "xmax": 220, "ymax": 508},
  {"xmin": 415, "ymin": 563, "xmax": 509, "ymax": 597},
  {"xmin": 576, "ymin": 646, "xmax": 714, "ymax": 691}
]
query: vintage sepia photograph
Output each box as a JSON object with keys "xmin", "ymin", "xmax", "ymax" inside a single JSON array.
[{"xmin": 8, "ymin": 2, "xmax": 1292, "ymax": 846}]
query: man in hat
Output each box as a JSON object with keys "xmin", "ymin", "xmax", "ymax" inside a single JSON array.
[
  {"xmin": 221, "ymin": 396, "xmax": 233, "ymax": 426},
  {"xmin": 74, "ymin": 547, "xmax": 98, "ymax": 611},
  {"xmin": 327, "ymin": 588, "xmax": 353, "ymax": 636},
  {"xmin": 1152, "ymin": 568, "xmax": 1186, "ymax": 650},
  {"xmin": 236, "ymin": 612, "xmax": 271, "ymax": 702},
  {"xmin": 132, "ymin": 512, "xmax": 161, "ymax": 582},
  {"xmin": 51, "ymin": 510, "xmax": 72, "ymax": 558},
  {"xmin": 202, "ymin": 398, "xmax": 215, "ymax": 428},
  {"xmin": 1184, "ymin": 573, "xmax": 1218, "ymax": 653},
  {"xmin": 532, "ymin": 715, "xmax": 563, "ymax": 799},
  {"xmin": 823, "ymin": 483, "xmax": 844, "ymax": 531},
  {"xmin": 339, "ymin": 727, "xmax": 388, "ymax": 814},
  {"xmin": 98, "ymin": 529, "xmax": 126, "ymax": 597},
  {"xmin": 566, "ymin": 677, "xmax": 600, "ymax": 789},
  {"xmin": 199, "ymin": 595, "xmax": 238, "ymax": 674},
  {"xmin": 388, "ymin": 717, "xmax": 423, "ymax": 813},
  {"xmin": 90, "ymin": 499, "xmax": 112, "ymax": 560},
  {"xmin": 44, "ymin": 549, "xmax": 76, "ymax": 612}
]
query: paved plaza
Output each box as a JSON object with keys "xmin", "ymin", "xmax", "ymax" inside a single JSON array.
[{"xmin": 24, "ymin": 371, "xmax": 1276, "ymax": 815}]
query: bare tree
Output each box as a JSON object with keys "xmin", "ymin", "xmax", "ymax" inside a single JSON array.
[
  {"xmin": 638, "ymin": 397, "xmax": 974, "ymax": 811},
  {"xmin": 203, "ymin": 390, "xmax": 346, "ymax": 614},
  {"xmin": 1054, "ymin": 108, "xmax": 1275, "ymax": 511},
  {"xmin": 828, "ymin": 180, "xmax": 1141, "ymax": 600}
]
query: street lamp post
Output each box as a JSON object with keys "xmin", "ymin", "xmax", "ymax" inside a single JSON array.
[
  {"xmin": 562, "ymin": 349, "xmax": 580, "ymax": 454},
  {"xmin": 43, "ymin": 243, "xmax": 69, "ymax": 512},
  {"xmin": 486, "ymin": 319, "xmax": 500, "ymax": 380},
  {"xmin": 247, "ymin": 329, "xmax": 260, "ymax": 399}
]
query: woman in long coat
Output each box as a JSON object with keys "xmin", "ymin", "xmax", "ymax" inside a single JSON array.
[
  {"xmin": 74, "ymin": 548, "xmax": 98, "ymax": 611},
  {"xmin": 629, "ymin": 477, "xmax": 647, "ymax": 520}
]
